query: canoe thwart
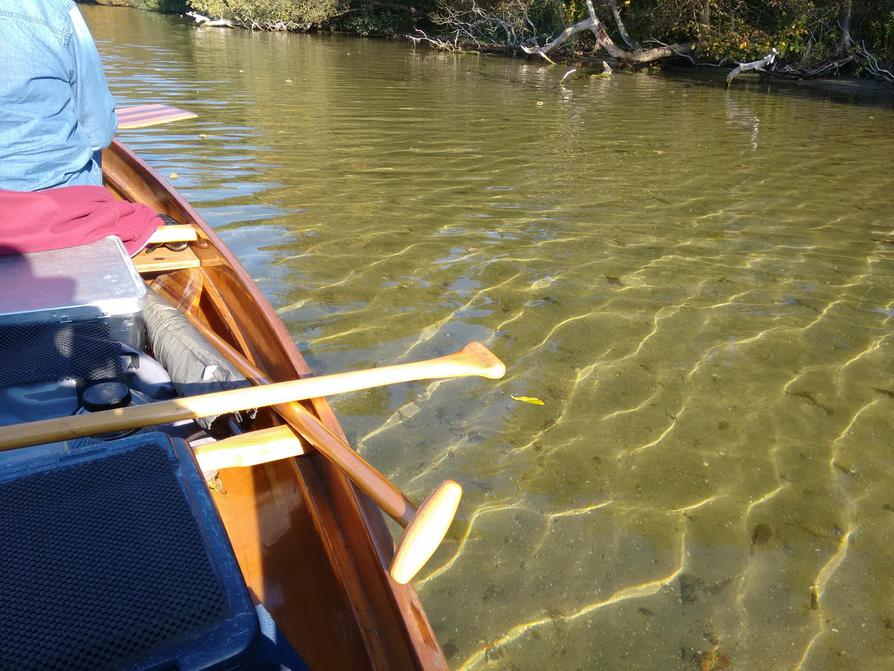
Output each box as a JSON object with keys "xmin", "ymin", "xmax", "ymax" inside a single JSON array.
[
  {"xmin": 147, "ymin": 224, "xmax": 198, "ymax": 245},
  {"xmin": 193, "ymin": 424, "xmax": 307, "ymax": 472},
  {"xmin": 134, "ymin": 246, "xmax": 201, "ymax": 273}
]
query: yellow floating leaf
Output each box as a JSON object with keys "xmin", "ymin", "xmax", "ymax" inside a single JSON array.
[{"xmin": 511, "ymin": 395, "xmax": 545, "ymax": 406}]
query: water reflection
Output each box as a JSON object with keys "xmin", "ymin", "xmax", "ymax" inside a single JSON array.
[
  {"xmin": 83, "ymin": 6, "xmax": 894, "ymax": 669},
  {"xmin": 724, "ymin": 92, "xmax": 762, "ymax": 150}
]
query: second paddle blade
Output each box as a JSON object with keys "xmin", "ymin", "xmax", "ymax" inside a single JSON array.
[{"xmin": 117, "ymin": 104, "xmax": 198, "ymax": 129}]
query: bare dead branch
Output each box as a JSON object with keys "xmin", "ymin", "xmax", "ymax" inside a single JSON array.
[
  {"xmin": 853, "ymin": 40, "xmax": 894, "ymax": 82},
  {"xmin": 560, "ymin": 68, "xmax": 577, "ymax": 82},
  {"xmin": 520, "ymin": 17, "xmax": 594, "ymax": 61},
  {"xmin": 408, "ymin": 28, "xmax": 460, "ymax": 52},
  {"xmin": 421, "ymin": 0, "xmax": 691, "ymax": 68},
  {"xmin": 727, "ymin": 49, "xmax": 778, "ymax": 86},
  {"xmin": 646, "ymin": 40, "xmax": 697, "ymax": 65},
  {"xmin": 186, "ymin": 11, "xmax": 234, "ymax": 28},
  {"xmin": 582, "ymin": 0, "xmax": 692, "ymax": 65},
  {"xmin": 607, "ymin": 0, "xmax": 639, "ymax": 50}
]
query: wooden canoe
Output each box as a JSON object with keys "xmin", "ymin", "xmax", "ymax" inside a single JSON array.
[{"xmin": 102, "ymin": 140, "xmax": 448, "ymax": 670}]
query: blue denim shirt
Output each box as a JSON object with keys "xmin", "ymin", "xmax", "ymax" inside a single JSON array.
[{"xmin": 0, "ymin": 1, "xmax": 117, "ymax": 191}]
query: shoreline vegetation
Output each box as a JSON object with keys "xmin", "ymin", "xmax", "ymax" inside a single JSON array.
[{"xmin": 82, "ymin": 1, "xmax": 893, "ymax": 84}]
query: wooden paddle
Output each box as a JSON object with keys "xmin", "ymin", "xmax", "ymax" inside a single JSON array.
[
  {"xmin": 0, "ymin": 343, "xmax": 504, "ymax": 451},
  {"xmin": 0, "ymin": 337, "xmax": 499, "ymax": 582},
  {"xmin": 117, "ymin": 104, "xmax": 197, "ymax": 130},
  {"xmin": 182, "ymin": 316, "xmax": 473, "ymax": 584}
]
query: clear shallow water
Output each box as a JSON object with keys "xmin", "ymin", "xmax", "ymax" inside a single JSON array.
[{"xmin": 84, "ymin": 7, "xmax": 894, "ymax": 669}]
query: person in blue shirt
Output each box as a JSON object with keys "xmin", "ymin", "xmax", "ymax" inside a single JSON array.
[{"xmin": 0, "ymin": 0, "xmax": 117, "ymax": 191}]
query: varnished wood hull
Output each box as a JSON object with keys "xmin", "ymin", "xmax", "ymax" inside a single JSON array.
[{"xmin": 103, "ymin": 141, "xmax": 447, "ymax": 670}]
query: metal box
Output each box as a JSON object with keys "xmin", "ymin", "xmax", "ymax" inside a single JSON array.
[{"xmin": 0, "ymin": 237, "xmax": 147, "ymax": 386}]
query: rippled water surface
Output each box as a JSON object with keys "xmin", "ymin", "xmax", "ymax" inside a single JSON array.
[{"xmin": 83, "ymin": 6, "xmax": 894, "ymax": 668}]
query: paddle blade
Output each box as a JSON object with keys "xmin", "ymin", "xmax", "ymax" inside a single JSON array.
[
  {"xmin": 460, "ymin": 342, "xmax": 506, "ymax": 380},
  {"xmin": 390, "ymin": 480, "xmax": 462, "ymax": 584},
  {"xmin": 117, "ymin": 104, "xmax": 197, "ymax": 129}
]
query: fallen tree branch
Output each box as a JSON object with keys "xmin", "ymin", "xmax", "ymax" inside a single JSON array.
[
  {"xmin": 520, "ymin": 1, "xmax": 692, "ymax": 66},
  {"xmin": 647, "ymin": 39, "xmax": 696, "ymax": 65},
  {"xmin": 603, "ymin": 37, "xmax": 695, "ymax": 64},
  {"xmin": 186, "ymin": 11, "xmax": 234, "ymax": 28},
  {"xmin": 748, "ymin": 37, "xmax": 892, "ymax": 84},
  {"xmin": 584, "ymin": 0, "xmax": 693, "ymax": 64},
  {"xmin": 805, "ymin": 53, "xmax": 855, "ymax": 77},
  {"xmin": 520, "ymin": 16, "xmax": 593, "ymax": 63},
  {"xmin": 408, "ymin": 29, "xmax": 477, "ymax": 53},
  {"xmin": 727, "ymin": 48, "xmax": 778, "ymax": 86},
  {"xmin": 854, "ymin": 40, "xmax": 894, "ymax": 83}
]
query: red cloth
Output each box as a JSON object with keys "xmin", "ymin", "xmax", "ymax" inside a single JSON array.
[{"xmin": 0, "ymin": 186, "xmax": 160, "ymax": 256}]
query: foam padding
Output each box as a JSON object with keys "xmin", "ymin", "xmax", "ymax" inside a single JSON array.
[{"xmin": 0, "ymin": 432, "xmax": 256, "ymax": 670}]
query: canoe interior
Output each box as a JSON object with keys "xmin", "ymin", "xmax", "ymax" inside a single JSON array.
[{"xmin": 102, "ymin": 141, "xmax": 446, "ymax": 670}]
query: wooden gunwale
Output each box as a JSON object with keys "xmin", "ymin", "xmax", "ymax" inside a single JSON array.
[{"xmin": 102, "ymin": 141, "xmax": 447, "ymax": 670}]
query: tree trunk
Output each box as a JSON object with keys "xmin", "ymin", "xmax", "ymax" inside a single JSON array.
[{"xmin": 837, "ymin": 0, "xmax": 852, "ymax": 55}]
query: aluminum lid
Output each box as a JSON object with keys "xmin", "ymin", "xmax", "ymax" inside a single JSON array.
[{"xmin": 0, "ymin": 237, "xmax": 147, "ymax": 325}]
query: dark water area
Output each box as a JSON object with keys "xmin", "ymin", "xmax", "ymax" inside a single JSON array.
[{"xmin": 83, "ymin": 6, "xmax": 894, "ymax": 669}]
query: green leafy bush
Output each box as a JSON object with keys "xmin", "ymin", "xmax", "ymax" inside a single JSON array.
[
  {"xmin": 332, "ymin": 1, "xmax": 436, "ymax": 35},
  {"xmin": 189, "ymin": 0, "xmax": 345, "ymax": 26}
]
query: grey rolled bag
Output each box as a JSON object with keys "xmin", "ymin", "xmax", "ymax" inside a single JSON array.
[{"xmin": 143, "ymin": 289, "xmax": 253, "ymax": 430}]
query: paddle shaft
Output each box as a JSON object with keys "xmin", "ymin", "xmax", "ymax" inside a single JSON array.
[
  {"xmin": 0, "ymin": 346, "xmax": 495, "ymax": 457},
  {"xmin": 185, "ymin": 316, "xmax": 417, "ymax": 526}
]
